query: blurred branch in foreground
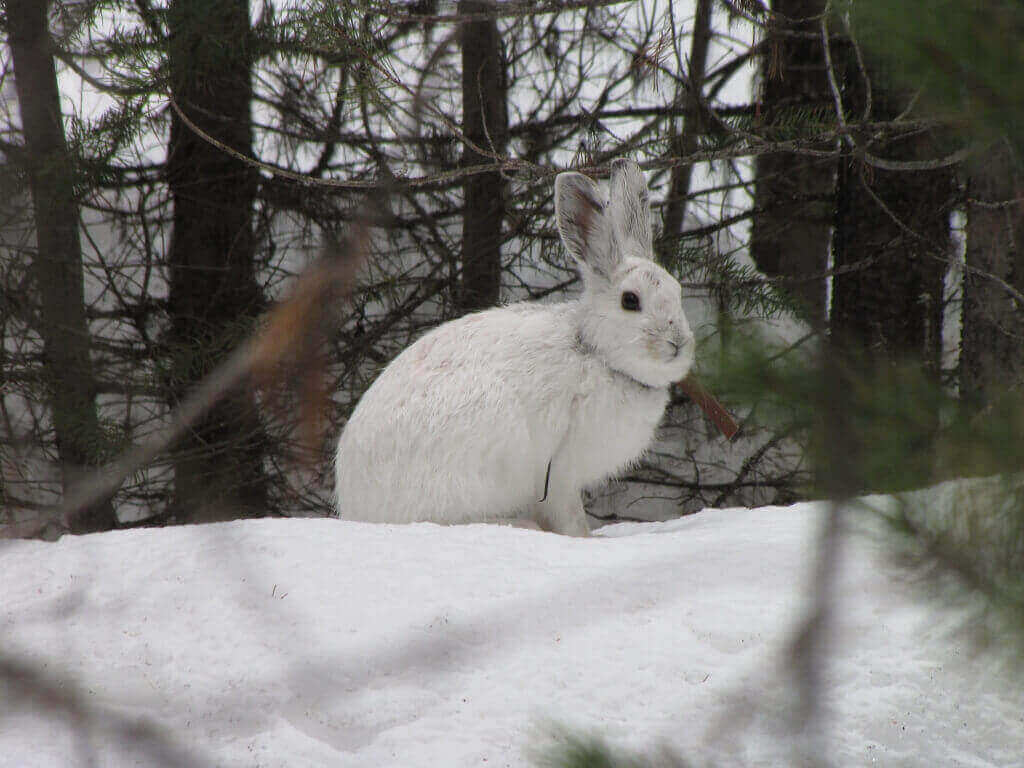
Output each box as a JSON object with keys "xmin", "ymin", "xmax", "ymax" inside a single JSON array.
[
  {"xmin": 12, "ymin": 215, "xmax": 371, "ymax": 540},
  {"xmin": 0, "ymin": 655, "xmax": 209, "ymax": 768},
  {"xmin": 847, "ymin": 0, "xmax": 1024, "ymax": 152}
]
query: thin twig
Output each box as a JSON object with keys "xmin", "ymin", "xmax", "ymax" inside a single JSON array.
[
  {"xmin": 857, "ymin": 168, "xmax": 1024, "ymax": 307},
  {"xmin": 820, "ymin": 7, "xmax": 851, "ymax": 148},
  {"xmin": 384, "ymin": 0, "xmax": 633, "ymax": 24},
  {"xmin": 819, "ymin": 10, "xmax": 973, "ymax": 172},
  {"xmin": 839, "ymin": 12, "xmax": 872, "ymax": 123},
  {"xmin": 168, "ymin": 98, "xmax": 527, "ymax": 190}
]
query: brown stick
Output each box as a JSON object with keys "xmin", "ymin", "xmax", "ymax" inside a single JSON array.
[{"xmin": 677, "ymin": 375, "xmax": 740, "ymax": 440}]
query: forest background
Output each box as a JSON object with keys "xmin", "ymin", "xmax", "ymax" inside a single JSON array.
[{"xmin": 2, "ymin": 0, "xmax": 1023, "ymax": 544}]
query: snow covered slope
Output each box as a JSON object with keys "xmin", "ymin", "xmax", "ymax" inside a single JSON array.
[{"xmin": 1, "ymin": 503, "xmax": 1021, "ymax": 766}]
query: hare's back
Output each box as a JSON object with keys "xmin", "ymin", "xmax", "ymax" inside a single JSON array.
[{"xmin": 335, "ymin": 304, "xmax": 578, "ymax": 524}]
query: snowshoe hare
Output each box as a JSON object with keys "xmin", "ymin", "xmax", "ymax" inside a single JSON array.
[{"xmin": 334, "ymin": 159, "xmax": 694, "ymax": 535}]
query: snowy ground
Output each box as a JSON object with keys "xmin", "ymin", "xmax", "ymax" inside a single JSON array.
[{"xmin": 2, "ymin": 501, "xmax": 1022, "ymax": 767}]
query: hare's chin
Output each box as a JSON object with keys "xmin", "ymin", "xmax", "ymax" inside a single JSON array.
[
  {"xmin": 663, "ymin": 351, "xmax": 694, "ymax": 380},
  {"xmin": 631, "ymin": 355, "xmax": 690, "ymax": 388}
]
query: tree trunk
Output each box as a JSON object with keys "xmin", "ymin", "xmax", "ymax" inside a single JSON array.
[
  {"xmin": 166, "ymin": 0, "xmax": 267, "ymax": 522},
  {"xmin": 658, "ymin": 0, "xmax": 712, "ymax": 265},
  {"xmin": 830, "ymin": 62, "xmax": 952, "ymax": 370},
  {"xmin": 749, "ymin": 0, "xmax": 834, "ymax": 325},
  {"xmin": 8, "ymin": 0, "xmax": 117, "ymax": 533},
  {"xmin": 458, "ymin": 0, "xmax": 508, "ymax": 313},
  {"xmin": 961, "ymin": 145, "xmax": 1024, "ymax": 404}
]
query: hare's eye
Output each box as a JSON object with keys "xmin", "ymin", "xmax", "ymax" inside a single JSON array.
[{"xmin": 621, "ymin": 291, "xmax": 641, "ymax": 312}]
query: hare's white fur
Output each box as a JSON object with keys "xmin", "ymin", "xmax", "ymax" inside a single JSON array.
[{"xmin": 334, "ymin": 159, "xmax": 694, "ymax": 535}]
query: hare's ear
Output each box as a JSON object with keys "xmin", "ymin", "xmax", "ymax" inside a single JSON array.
[
  {"xmin": 554, "ymin": 171, "xmax": 618, "ymax": 280},
  {"xmin": 608, "ymin": 158, "xmax": 653, "ymax": 256}
]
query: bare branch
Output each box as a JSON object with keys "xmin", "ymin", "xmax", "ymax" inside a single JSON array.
[{"xmin": 383, "ymin": 0, "xmax": 633, "ymax": 24}]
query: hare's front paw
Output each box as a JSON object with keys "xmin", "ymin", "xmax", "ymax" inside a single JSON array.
[
  {"xmin": 503, "ymin": 518, "xmax": 543, "ymax": 532},
  {"xmin": 556, "ymin": 512, "xmax": 592, "ymax": 538},
  {"xmin": 534, "ymin": 498, "xmax": 591, "ymax": 537}
]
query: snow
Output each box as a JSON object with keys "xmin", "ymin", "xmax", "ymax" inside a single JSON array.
[{"xmin": 2, "ymin": 502, "xmax": 1022, "ymax": 767}]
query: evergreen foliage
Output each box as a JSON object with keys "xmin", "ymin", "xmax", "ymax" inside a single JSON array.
[{"xmin": 848, "ymin": 0, "xmax": 1024, "ymax": 152}]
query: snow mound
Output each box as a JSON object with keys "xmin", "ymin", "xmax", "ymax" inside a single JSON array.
[{"xmin": 1, "ymin": 502, "xmax": 1021, "ymax": 766}]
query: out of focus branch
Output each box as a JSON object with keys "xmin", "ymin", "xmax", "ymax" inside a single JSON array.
[
  {"xmin": 0, "ymin": 655, "xmax": 211, "ymax": 767},
  {"xmin": 53, "ymin": 217, "xmax": 371, "ymax": 531},
  {"xmin": 383, "ymin": 0, "xmax": 633, "ymax": 24}
]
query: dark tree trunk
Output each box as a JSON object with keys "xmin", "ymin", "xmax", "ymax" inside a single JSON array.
[
  {"xmin": 830, "ymin": 61, "xmax": 952, "ymax": 370},
  {"xmin": 166, "ymin": 0, "xmax": 267, "ymax": 522},
  {"xmin": 658, "ymin": 0, "xmax": 712, "ymax": 264},
  {"xmin": 750, "ymin": 0, "xmax": 835, "ymax": 325},
  {"xmin": 8, "ymin": 0, "xmax": 117, "ymax": 533},
  {"xmin": 458, "ymin": 0, "xmax": 508, "ymax": 313},
  {"xmin": 961, "ymin": 145, "xmax": 1024, "ymax": 403}
]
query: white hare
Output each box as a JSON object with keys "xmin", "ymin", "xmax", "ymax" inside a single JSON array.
[{"xmin": 334, "ymin": 159, "xmax": 695, "ymax": 535}]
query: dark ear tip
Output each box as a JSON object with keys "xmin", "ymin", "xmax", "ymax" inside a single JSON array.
[
  {"xmin": 554, "ymin": 171, "xmax": 590, "ymax": 191},
  {"xmin": 555, "ymin": 172, "xmax": 604, "ymax": 211}
]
